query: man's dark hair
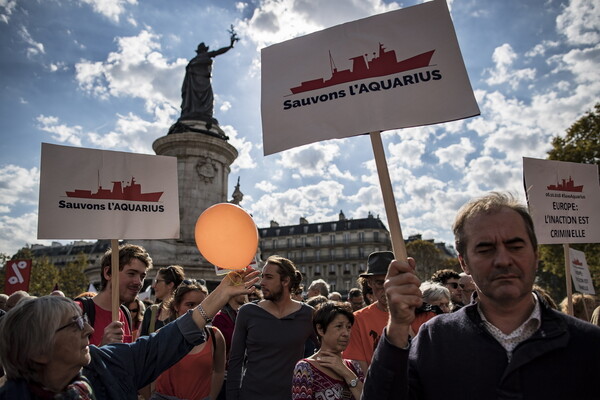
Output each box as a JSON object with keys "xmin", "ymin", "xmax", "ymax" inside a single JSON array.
[
  {"xmin": 100, "ymin": 244, "xmax": 152, "ymax": 290},
  {"xmin": 347, "ymin": 288, "xmax": 363, "ymax": 300},
  {"xmin": 265, "ymin": 255, "xmax": 303, "ymax": 293},
  {"xmin": 431, "ymin": 269, "xmax": 460, "ymax": 285},
  {"xmin": 313, "ymin": 301, "xmax": 354, "ymax": 336}
]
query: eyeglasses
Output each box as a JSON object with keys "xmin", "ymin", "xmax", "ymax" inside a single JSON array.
[
  {"xmin": 129, "ymin": 308, "xmax": 139, "ymax": 313},
  {"xmin": 154, "ymin": 278, "xmax": 166, "ymax": 284},
  {"xmin": 445, "ymin": 282, "xmax": 459, "ymax": 289},
  {"xmin": 56, "ymin": 314, "xmax": 89, "ymax": 332}
]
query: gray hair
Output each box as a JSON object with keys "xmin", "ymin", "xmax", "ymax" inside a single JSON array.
[
  {"xmin": 0, "ymin": 296, "xmax": 81, "ymax": 381},
  {"xmin": 308, "ymin": 279, "xmax": 330, "ymax": 297},
  {"xmin": 420, "ymin": 281, "xmax": 450, "ymax": 304}
]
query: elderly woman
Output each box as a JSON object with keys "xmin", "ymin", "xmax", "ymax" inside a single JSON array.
[
  {"xmin": 410, "ymin": 281, "xmax": 451, "ymax": 335},
  {"xmin": 292, "ymin": 301, "xmax": 364, "ymax": 400},
  {"xmin": 0, "ymin": 268, "xmax": 259, "ymax": 400}
]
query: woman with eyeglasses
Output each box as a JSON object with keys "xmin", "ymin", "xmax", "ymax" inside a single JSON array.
[
  {"xmin": 0, "ymin": 268, "xmax": 259, "ymax": 400},
  {"xmin": 125, "ymin": 297, "xmax": 146, "ymax": 338},
  {"xmin": 139, "ymin": 265, "xmax": 185, "ymax": 338},
  {"xmin": 151, "ymin": 280, "xmax": 226, "ymax": 400}
]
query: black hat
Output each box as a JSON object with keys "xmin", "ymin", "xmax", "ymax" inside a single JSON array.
[{"xmin": 360, "ymin": 251, "xmax": 394, "ymax": 277}]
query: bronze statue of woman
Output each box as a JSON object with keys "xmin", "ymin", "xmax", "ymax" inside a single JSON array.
[{"xmin": 180, "ymin": 27, "xmax": 239, "ymax": 124}]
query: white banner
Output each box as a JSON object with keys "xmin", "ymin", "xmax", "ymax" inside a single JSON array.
[
  {"xmin": 261, "ymin": 0, "xmax": 480, "ymax": 155},
  {"xmin": 569, "ymin": 248, "xmax": 595, "ymax": 295},
  {"xmin": 523, "ymin": 157, "xmax": 600, "ymax": 244},
  {"xmin": 38, "ymin": 143, "xmax": 180, "ymax": 240}
]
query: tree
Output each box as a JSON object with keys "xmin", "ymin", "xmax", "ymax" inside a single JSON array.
[
  {"xmin": 538, "ymin": 103, "xmax": 600, "ymax": 305},
  {"xmin": 58, "ymin": 253, "xmax": 90, "ymax": 298},
  {"xmin": 406, "ymin": 240, "xmax": 456, "ymax": 281}
]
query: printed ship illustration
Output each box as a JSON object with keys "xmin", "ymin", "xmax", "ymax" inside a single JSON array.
[
  {"xmin": 290, "ymin": 43, "xmax": 435, "ymax": 94},
  {"xmin": 572, "ymin": 259, "xmax": 583, "ymax": 266},
  {"xmin": 546, "ymin": 176, "xmax": 583, "ymax": 192},
  {"xmin": 66, "ymin": 177, "xmax": 164, "ymax": 202}
]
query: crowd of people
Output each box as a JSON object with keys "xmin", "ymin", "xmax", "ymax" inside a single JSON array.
[{"xmin": 1, "ymin": 192, "xmax": 599, "ymax": 399}]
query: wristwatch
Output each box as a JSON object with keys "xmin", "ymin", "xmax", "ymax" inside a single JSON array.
[{"xmin": 348, "ymin": 378, "xmax": 359, "ymax": 388}]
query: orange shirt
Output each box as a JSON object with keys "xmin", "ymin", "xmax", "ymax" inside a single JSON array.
[
  {"xmin": 343, "ymin": 302, "xmax": 388, "ymax": 366},
  {"xmin": 155, "ymin": 327, "xmax": 215, "ymax": 400}
]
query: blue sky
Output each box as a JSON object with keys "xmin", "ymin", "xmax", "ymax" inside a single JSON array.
[{"xmin": 0, "ymin": 0, "xmax": 598, "ymax": 256}]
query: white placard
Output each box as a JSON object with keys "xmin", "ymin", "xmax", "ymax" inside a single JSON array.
[
  {"xmin": 38, "ymin": 143, "xmax": 180, "ymax": 239},
  {"xmin": 261, "ymin": 0, "xmax": 480, "ymax": 155},
  {"xmin": 523, "ymin": 157, "xmax": 600, "ymax": 244},
  {"xmin": 569, "ymin": 248, "xmax": 595, "ymax": 295}
]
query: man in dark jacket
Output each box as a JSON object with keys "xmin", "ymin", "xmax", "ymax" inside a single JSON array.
[{"xmin": 362, "ymin": 192, "xmax": 600, "ymax": 399}]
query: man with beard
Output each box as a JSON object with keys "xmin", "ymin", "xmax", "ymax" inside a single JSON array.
[
  {"xmin": 76, "ymin": 244, "xmax": 152, "ymax": 345},
  {"xmin": 343, "ymin": 251, "xmax": 394, "ymax": 374},
  {"xmin": 362, "ymin": 192, "xmax": 600, "ymax": 399},
  {"xmin": 226, "ymin": 255, "xmax": 315, "ymax": 400}
]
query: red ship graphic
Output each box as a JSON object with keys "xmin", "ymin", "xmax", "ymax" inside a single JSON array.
[
  {"xmin": 546, "ymin": 176, "xmax": 583, "ymax": 192},
  {"xmin": 572, "ymin": 258, "xmax": 583, "ymax": 266},
  {"xmin": 66, "ymin": 176, "xmax": 163, "ymax": 202},
  {"xmin": 290, "ymin": 43, "xmax": 435, "ymax": 94}
]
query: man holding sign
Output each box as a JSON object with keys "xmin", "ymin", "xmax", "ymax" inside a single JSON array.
[
  {"xmin": 76, "ymin": 244, "xmax": 152, "ymax": 345},
  {"xmin": 362, "ymin": 192, "xmax": 600, "ymax": 399}
]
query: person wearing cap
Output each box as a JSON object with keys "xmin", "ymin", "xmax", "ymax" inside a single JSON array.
[{"xmin": 342, "ymin": 251, "xmax": 394, "ymax": 374}]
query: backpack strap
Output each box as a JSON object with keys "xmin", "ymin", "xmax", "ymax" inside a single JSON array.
[
  {"xmin": 75, "ymin": 297, "xmax": 96, "ymax": 327},
  {"xmin": 120, "ymin": 304, "xmax": 133, "ymax": 332}
]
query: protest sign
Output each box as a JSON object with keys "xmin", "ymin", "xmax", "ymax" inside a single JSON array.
[
  {"xmin": 523, "ymin": 157, "xmax": 600, "ymax": 244},
  {"xmin": 38, "ymin": 143, "xmax": 179, "ymax": 240},
  {"xmin": 3, "ymin": 259, "xmax": 32, "ymax": 295},
  {"xmin": 261, "ymin": 0, "xmax": 479, "ymax": 155},
  {"xmin": 569, "ymin": 248, "xmax": 595, "ymax": 295}
]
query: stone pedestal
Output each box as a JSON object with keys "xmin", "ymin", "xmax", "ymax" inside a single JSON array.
[{"xmin": 132, "ymin": 123, "xmax": 238, "ymax": 284}]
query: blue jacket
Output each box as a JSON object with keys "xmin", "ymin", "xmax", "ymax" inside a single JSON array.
[
  {"xmin": 0, "ymin": 310, "xmax": 206, "ymax": 400},
  {"xmin": 362, "ymin": 297, "xmax": 600, "ymax": 400}
]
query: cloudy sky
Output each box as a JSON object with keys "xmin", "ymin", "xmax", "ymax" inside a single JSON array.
[{"xmin": 0, "ymin": 0, "xmax": 598, "ymax": 256}]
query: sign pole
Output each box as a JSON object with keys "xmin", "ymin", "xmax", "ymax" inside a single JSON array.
[
  {"xmin": 563, "ymin": 244, "xmax": 573, "ymax": 316},
  {"xmin": 111, "ymin": 239, "xmax": 120, "ymax": 322},
  {"xmin": 370, "ymin": 131, "xmax": 407, "ymax": 261}
]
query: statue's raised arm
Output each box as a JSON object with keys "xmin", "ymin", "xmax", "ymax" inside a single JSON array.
[{"xmin": 179, "ymin": 26, "xmax": 239, "ymax": 125}]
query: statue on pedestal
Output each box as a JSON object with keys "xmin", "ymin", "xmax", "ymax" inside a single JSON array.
[{"xmin": 169, "ymin": 26, "xmax": 239, "ymax": 138}]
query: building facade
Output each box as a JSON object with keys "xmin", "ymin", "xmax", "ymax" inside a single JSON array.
[{"xmin": 258, "ymin": 211, "xmax": 392, "ymax": 295}]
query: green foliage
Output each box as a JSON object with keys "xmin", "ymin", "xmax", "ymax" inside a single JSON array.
[
  {"xmin": 547, "ymin": 103, "xmax": 600, "ymax": 165},
  {"xmin": 406, "ymin": 240, "xmax": 456, "ymax": 281},
  {"xmin": 58, "ymin": 253, "xmax": 89, "ymax": 298},
  {"xmin": 538, "ymin": 103, "xmax": 600, "ymax": 304}
]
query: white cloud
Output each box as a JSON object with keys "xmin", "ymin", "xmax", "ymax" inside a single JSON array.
[
  {"xmin": 484, "ymin": 44, "xmax": 536, "ymax": 89},
  {"xmin": 18, "ymin": 26, "xmax": 45, "ymax": 58},
  {"xmin": 75, "ymin": 29, "xmax": 184, "ymax": 120},
  {"xmin": 556, "ymin": 0, "xmax": 600, "ymax": 46},
  {"xmin": 276, "ymin": 142, "xmax": 349, "ymax": 178},
  {"xmin": 435, "ymin": 137, "xmax": 475, "ymax": 169},
  {"xmin": 0, "ymin": 212, "xmax": 44, "ymax": 256},
  {"xmin": 79, "ymin": 0, "xmax": 137, "ymax": 23},
  {"xmin": 255, "ymin": 180, "xmax": 277, "ymax": 193},
  {"xmin": 36, "ymin": 115, "xmax": 84, "ymax": 146},
  {"xmin": 525, "ymin": 40, "xmax": 559, "ymax": 58},
  {"xmin": 0, "ymin": 0, "xmax": 16, "ymax": 24},
  {"xmin": 249, "ymin": 180, "xmax": 346, "ymax": 227},
  {"xmin": 0, "ymin": 165, "xmax": 39, "ymax": 218},
  {"xmin": 387, "ymin": 139, "xmax": 426, "ymax": 168},
  {"xmin": 222, "ymin": 124, "xmax": 257, "ymax": 171}
]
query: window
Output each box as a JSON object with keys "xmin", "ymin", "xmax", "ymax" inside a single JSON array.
[
  {"xmin": 330, "ymin": 234, "xmax": 336, "ymax": 245},
  {"xmin": 329, "ymin": 280, "xmax": 336, "ymax": 291},
  {"xmin": 315, "ymin": 250, "xmax": 321, "ymax": 261},
  {"xmin": 301, "ymin": 251, "xmax": 306, "ymax": 261},
  {"xmin": 344, "ymin": 264, "xmax": 351, "ymax": 274},
  {"xmin": 276, "ymin": 229, "xmax": 280, "ymax": 236},
  {"xmin": 272, "ymin": 239, "xmax": 277, "ymax": 249},
  {"xmin": 331, "ymin": 223, "xmax": 337, "ymax": 231},
  {"xmin": 317, "ymin": 224, "xmax": 322, "ymax": 233},
  {"xmin": 303, "ymin": 226, "xmax": 309, "ymax": 233},
  {"xmin": 344, "ymin": 233, "xmax": 350, "ymax": 244},
  {"xmin": 344, "ymin": 279, "xmax": 351, "ymax": 290},
  {"xmin": 358, "ymin": 232, "xmax": 365, "ymax": 242},
  {"xmin": 302, "ymin": 237, "xmax": 306, "ymax": 247},
  {"xmin": 358, "ymin": 263, "xmax": 366, "ymax": 273},
  {"xmin": 359, "ymin": 247, "xmax": 365, "ymax": 258},
  {"xmin": 287, "ymin": 238, "xmax": 292, "ymax": 247},
  {"xmin": 374, "ymin": 232, "xmax": 379, "ymax": 242},
  {"xmin": 300, "ymin": 266, "xmax": 306, "ymax": 274},
  {"xmin": 315, "ymin": 265, "xmax": 321, "ymax": 275},
  {"xmin": 329, "ymin": 264, "xmax": 336, "ymax": 274},
  {"xmin": 315, "ymin": 236, "xmax": 321, "ymax": 246},
  {"xmin": 344, "ymin": 248, "xmax": 350, "ymax": 258}
]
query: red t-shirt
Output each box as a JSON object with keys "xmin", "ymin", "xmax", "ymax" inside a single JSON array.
[{"xmin": 76, "ymin": 300, "xmax": 132, "ymax": 345}]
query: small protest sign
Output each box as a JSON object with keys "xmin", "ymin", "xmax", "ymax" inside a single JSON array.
[{"xmin": 569, "ymin": 248, "xmax": 596, "ymax": 295}]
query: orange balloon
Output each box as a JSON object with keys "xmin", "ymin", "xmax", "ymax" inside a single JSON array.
[{"xmin": 195, "ymin": 203, "xmax": 258, "ymax": 270}]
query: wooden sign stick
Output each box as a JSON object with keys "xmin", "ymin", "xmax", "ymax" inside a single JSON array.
[
  {"xmin": 563, "ymin": 244, "xmax": 573, "ymax": 316},
  {"xmin": 370, "ymin": 131, "xmax": 407, "ymax": 261},
  {"xmin": 111, "ymin": 239, "xmax": 120, "ymax": 322}
]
